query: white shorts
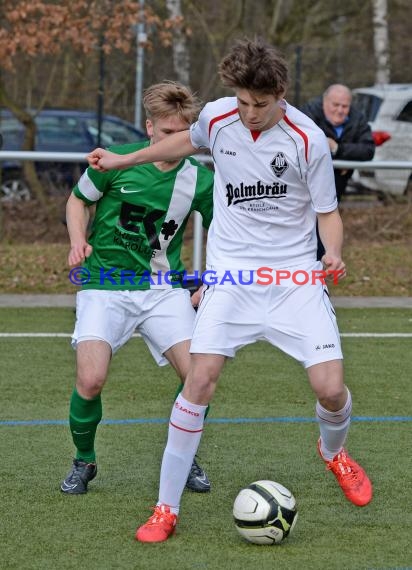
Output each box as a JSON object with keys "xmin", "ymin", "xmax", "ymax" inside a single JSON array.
[
  {"xmin": 190, "ymin": 262, "xmax": 343, "ymax": 368},
  {"xmin": 72, "ymin": 288, "xmax": 195, "ymax": 366}
]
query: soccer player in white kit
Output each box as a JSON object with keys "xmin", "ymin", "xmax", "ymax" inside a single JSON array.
[{"xmin": 88, "ymin": 38, "xmax": 373, "ymax": 543}]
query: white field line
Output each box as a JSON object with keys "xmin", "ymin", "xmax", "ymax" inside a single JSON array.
[
  {"xmin": 0, "ymin": 332, "xmax": 411, "ymax": 338},
  {"xmin": 341, "ymin": 332, "xmax": 412, "ymax": 337}
]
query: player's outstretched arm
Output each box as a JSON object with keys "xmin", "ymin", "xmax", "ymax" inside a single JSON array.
[
  {"xmin": 87, "ymin": 148, "xmax": 132, "ymax": 172},
  {"xmin": 88, "ymin": 130, "xmax": 197, "ymax": 172}
]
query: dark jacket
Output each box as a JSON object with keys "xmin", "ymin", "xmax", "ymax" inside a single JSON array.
[{"xmin": 301, "ymin": 96, "xmax": 375, "ymax": 200}]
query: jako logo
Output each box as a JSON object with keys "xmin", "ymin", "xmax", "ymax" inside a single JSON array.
[{"xmin": 175, "ymin": 402, "xmax": 200, "ymax": 417}]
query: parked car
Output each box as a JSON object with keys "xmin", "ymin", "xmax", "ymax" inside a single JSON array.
[
  {"xmin": 0, "ymin": 109, "xmax": 146, "ymax": 201},
  {"xmin": 351, "ymin": 84, "xmax": 412, "ymax": 196}
]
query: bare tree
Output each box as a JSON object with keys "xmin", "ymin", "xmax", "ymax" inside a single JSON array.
[
  {"xmin": 0, "ymin": 0, "xmax": 180, "ymax": 205},
  {"xmin": 373, "ymin": 0, "xmax": 390, "ymax": 84},
  {"xmin": 166, "ymin": 0, "xmax": 190, "ymax": 85}
]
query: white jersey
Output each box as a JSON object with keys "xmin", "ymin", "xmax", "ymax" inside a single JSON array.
[{"xmin": 190, "ymin": 97, "xmax": 338, "ymax": 270}]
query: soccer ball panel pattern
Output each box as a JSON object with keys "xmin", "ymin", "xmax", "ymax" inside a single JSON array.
[{"xmin": 233, "ymin": 480, "xmax": 298, "ymax": 545}]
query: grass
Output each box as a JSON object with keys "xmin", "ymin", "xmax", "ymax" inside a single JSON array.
[
  {"xmin": 0, "ymin": 198, "xmax": 411, "ymax": 297},
  {"xmin": 0, "ymin": 243, "xmax": 69, "ymax": 293},
  {"xmin": 0, "ymin": 239, "xmax": 411, "ymax": 297},
  {"xmin": 0, "ymin": 308, "xmax": 411, "ymax": 569},
  {"xmin": 328, "ymin": 242, "xmax": 412, "ymax": 296}
]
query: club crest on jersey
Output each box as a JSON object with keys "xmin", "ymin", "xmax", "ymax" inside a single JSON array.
[{"xmin": 271, "ymin": 152, "xmax": 289, "ymax": 177}]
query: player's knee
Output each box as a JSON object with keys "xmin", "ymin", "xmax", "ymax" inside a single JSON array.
[
  {"xmin": 183, "ymin": 371, "xmax": 217, "ymax": 403},
  {"xmin": 76, "ymin": 375, "xmax": 105, "ymax": 399},
  {"xmin": 317, "ymin": 385, "xmax": 347, "ymax": 411},
  {"xmin": 177, "ymin": 368, "xmax": 188, "ymax": 383}
]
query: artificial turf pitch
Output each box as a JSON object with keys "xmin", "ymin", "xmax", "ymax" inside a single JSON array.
[{"xmin": 0, "ymin": 307, "xmax": 411, "ymax": 570}]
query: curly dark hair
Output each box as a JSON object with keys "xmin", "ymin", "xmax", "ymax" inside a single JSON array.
[{"xmin": 218, "ymin": 37, "xmax": 289, "ymax": 97}]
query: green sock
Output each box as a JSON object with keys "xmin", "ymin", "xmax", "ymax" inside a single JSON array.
[
  {"xmin": 174, "ymin": 382, "xmax": 210, "ymax": 419},
  {"xmin": 69, "ymin": 388, "xmax": 102, "ymax": 463}
]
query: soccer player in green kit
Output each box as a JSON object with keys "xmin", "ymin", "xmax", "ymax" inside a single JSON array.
[{"xmin": 61, "ymin": 81, "xmax": 213, "ymax": 495}]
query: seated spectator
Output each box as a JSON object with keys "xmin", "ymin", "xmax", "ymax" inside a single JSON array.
[
  {"xmin": 301, "ymin": 84, "xmax": 375, "ymax": 202},
  {"xmin": 301, "ymin": 84, "xmax": 375, "ymax": 259}
]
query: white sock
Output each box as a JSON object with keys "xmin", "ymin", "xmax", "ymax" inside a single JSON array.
[
  {"xmin": 316, "ymin": 389, "xmax": 352, "ymax": 461},
  {"xmin": 158, "ymin": 395, "xmax": 207, "ymax": 514}
]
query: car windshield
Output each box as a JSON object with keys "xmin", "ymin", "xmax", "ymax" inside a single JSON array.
[
  {"xmin": 86, "ymin": 118, "xmax": 145, "ymax": 146},
  {"xmin": 396, "ymin": 100, "xmax": 412, "ymax": 123},
  {"xmin": 36, "ymin": 116, "xmax": 87, "ymax": 149},
  {"xmin": 352, "ymin": 93, "xmax": 382, "ymax": 122},
  {"xmin": 0, "ymin": 111, "xmax": 146, "ymax": 151},
  {"xmin": 0, "ymin": 117, "xmax": 24, "ymax": 149}
]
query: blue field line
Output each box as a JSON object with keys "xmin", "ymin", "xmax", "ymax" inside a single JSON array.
[{"xmin": 0, "ymin": 415, "xmax": 411, "ymax": 427}]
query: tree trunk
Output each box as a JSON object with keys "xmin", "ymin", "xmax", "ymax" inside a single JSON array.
[
  {"xmin": 373, "ymin": 0, "xmax": 390, "ymax": 84},
  {"xmin": 166, "ymin": 0, "xmax": 190, "ymax": 85},
  {"xmin": 0, "ymin": 77, "xmax": 47, "ymax": 206}
]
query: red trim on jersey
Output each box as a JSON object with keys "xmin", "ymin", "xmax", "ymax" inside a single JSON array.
[
  {"xmin": 208, "ymin": 108, "xmax": 238, "ymax": 137},
  {"xmin": 170, "ymin": 421, "xmax": 203, "ymax": 434},
  {"xmin": 283, "ymin": 115, "xmax": 309, "ymax": 162},
  {"xmin": 250, "ymin": 130, "xmax": 261, "ymax": 142}
]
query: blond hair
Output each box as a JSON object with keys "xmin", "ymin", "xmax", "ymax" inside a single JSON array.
[{"xmin": 143, "ymin": 81, "xmax": 201, "ymax": 124}]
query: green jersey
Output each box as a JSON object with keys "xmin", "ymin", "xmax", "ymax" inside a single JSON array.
[{"xmin": 73, "ymin": 141, "xmax": 214, "ymax": 290}]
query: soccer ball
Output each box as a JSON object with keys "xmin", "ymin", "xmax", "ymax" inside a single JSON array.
[{"xmin": 233, "ymin": 480, "xmax": 298, "ymax": 545}]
